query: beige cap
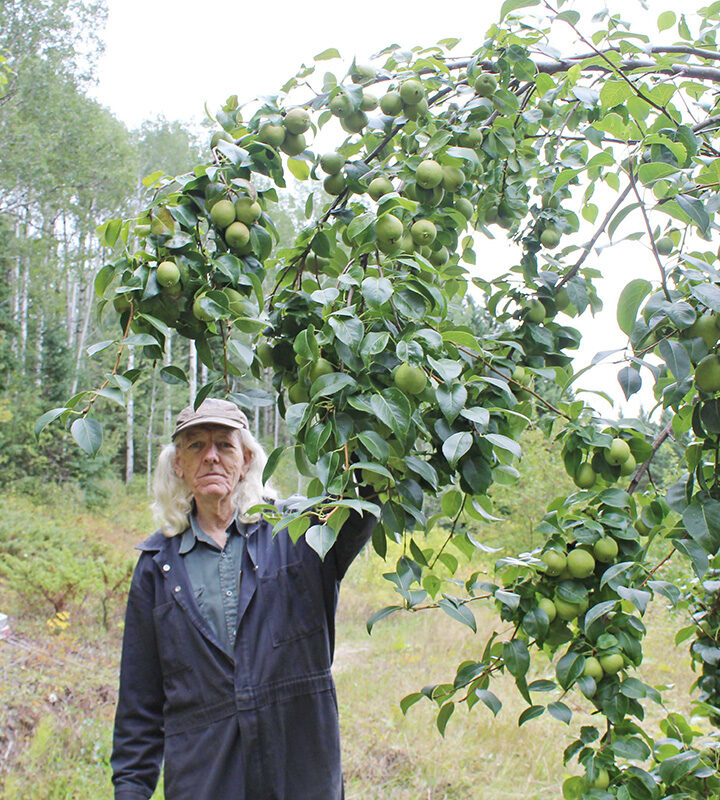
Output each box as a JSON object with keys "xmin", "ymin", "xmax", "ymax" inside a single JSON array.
[{"xmin": 172, "ymin": 398, "xmax": 250, "ymax": 439}]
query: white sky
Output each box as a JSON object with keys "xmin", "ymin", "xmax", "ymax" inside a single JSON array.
[{"xmin": 91, "ymin": 0, "xmax": 709, "ymax": 419}]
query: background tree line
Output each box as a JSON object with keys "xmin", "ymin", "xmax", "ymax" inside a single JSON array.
[{"xmin": 0, "ymin": 0, "xmax": 316, "ymax": 496}]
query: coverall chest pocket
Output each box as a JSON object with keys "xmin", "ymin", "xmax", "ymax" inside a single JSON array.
[
  {"xmin": 259, "ymin": 561, "xmax": 323, "ymax": 646},
  {"xmin": 152, "ymin": 600, "xmax": 192, "ymax": 675}
]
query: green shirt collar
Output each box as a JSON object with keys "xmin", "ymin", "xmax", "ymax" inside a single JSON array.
[{"xmin": 179, "ymin": 512, "xmax": 244, "ymax": 554}]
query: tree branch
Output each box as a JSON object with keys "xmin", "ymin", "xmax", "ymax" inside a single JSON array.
[
  {"xmin": 627, "ymin": 420, "xmax": 674, "ymax": 495},
  {"xmin": 557, "ymin": 183, "xmax": 633, "ymax": 287},
  {"xmin": 628, "ymin": 168, "xmax": 671, "ymax": 301}
]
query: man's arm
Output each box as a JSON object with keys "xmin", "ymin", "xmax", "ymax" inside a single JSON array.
[
  {"xmin": 111, "ymin": 557, "xmax": 165, "ymax": 800},
  {"xmin": 329, "ymin": 481, "xmax": 379, "ymax": 580}
]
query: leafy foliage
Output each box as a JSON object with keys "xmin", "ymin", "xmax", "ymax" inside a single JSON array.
[{"xmin": 40, "ymin": 3, "xmax": 720, "ymax": 797}]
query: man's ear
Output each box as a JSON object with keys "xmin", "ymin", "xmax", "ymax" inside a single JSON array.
[
  {"xmin": 173, "ymin": 449, "xmax": 184, "ymax": 479},
  {"xmin": 239, "ymin": 446, "xmax": 253, "ymax": 480}
]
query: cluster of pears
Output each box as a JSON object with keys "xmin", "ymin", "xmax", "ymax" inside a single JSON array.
[
  {"xmin": 573, "ymin": 436, "xmax": 636, "ymax": 489},
  {"xmin": 536, "ymin": 538, "xmax": 630, "ymax": 683},
  {"xmin": 684, "ymin": 309, "xmax": 720, "ymax": 394},
  {"xmin": 378, "ymin": 78, "xmax": 429, "ymax": 120},
  {"xmin": 257, "ymin": 106, "xmax": 313, "ymax": 156}
]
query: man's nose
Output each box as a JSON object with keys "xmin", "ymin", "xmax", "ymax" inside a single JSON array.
[{"xmin": 203, "ymin": 442, "xmax": 220, "ymax": 461}]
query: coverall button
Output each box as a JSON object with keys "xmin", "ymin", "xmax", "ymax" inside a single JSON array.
[
  {"xmin": 174, "ymin": 585, "xmax": 181, "ymax": 593},
  {"xmin": 162, "ymin": 564, "xmax": 171, "ymax": 572}
]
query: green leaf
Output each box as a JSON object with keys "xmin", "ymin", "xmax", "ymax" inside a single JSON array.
[
  {"xmin": 361, "ymin": 277, "xmax": 393, "ymax": 308},
  {"xmin": 475, "ymin": 689, "xmax": 501, "ymax": 716},
  {"xmin": 500, "ymin": 0, "xmax": 539, "ymax": 20},
  {"xmin": 518, "ymin": 705, "xmax": 545, "ymax": 726},
  {"xmin": 71, "ymin": 417, "xmax": 103, "ymax": 455},
  {"xmin": 310, "ymin": 372, "xmax": 356, "ymax": 398},
  {"xmin": 263, "ymin": 446, "xmax": 285, "ymax": 485},
  {"xmin": 617, "ymin": 279, "xmax": 652, "ymax": 335},
  {"xmin": 357, "ymin": 431, "xmax": 390, "ymax": 462},
  {"xmin": 287, "ymin": 158, "xmax": 310, "ymax": 181},
  {"xmin": 94, "ymin": 264, "xmax": 115, "ymax": 297},
  {"xmin": 658, "ymin": 751, "xmax": 701, "ymax": 784},
  {"xmin": 347, "ymin": 212, "xmax": 375, "ymax": 240},
  {"xmin": 600, "ymin": 80, "xmax": 633, "ymax": 108},
  {"xmin": 285, "ymin": 402, "xmax": 312, "ymax": 436},
  {"xmin": 618, "ymin": 366, "xmax": 642, "ymax": 400},
  {"xmin": 637, "ymin": 162, "xmax": 678, "ymax": 185},
  {"xmin": 370, "ymin": 389, "xmax": 411, "ymax": 436},
  {"xmin": 366, "ymin": 605, "xmax": 402, "ymax": 634},
  {"xmin": 160, "ymin": 366, "xmax": 188, "ymax": 385},
  {"xmin": 442, "ymin": 330, "xmax": 481, "ymax": 350},
  {"xmin": 503, "ymin": 640, "xmax": 530, "ymax": 679},
  {"xmin": 442, "ymin": 432, "xmax": 473, "ymax": 467},
  {"xmin": 436, "ymin": 383, "xmax": 467, "ymax": 422},
  {"xmin": 34, "ymin": 407, "xmax": 68, "ymax": 438},
  {"xmin": 547, "ymin": 701, "xmax": 572, "ymax": 724},
  {"xmin": 608, "ymin": 202, "xmax": 640, "ymax": 239},
  {"xmin": 86, "ymin": 340, "xmax": 115, "ymax": 357},
  {"xmin": 556, "ymin": 10, "xmax": 580, "ymax": 25},
  {"xmin": 556, "ymin": 652, "xmax": 584, "ymax": 690},
  {"xmin": 315, "ymin": 48, "xmax": 340, "ymax": 60},
  {"xmin": 95, "ymin": 387, "xmax": 125, "ymax": 407},
  {"xmin": 657, "ymin": 10, "xmax": 676, "ymax": 31},
  {"xmin": 305, "ymin": 524, "xmax": 337, "ymax": 559},
  {"xmin": 436, "ymin": 702, "xmax": 455, "ymax": 736},
  {"xmin": 438, "ymin": 598, "xmax": 477, "ymax": 632},
  {"xmin": 485, "ymin": 433, "xmax": 521, "ymax": 459},
  {"xmin": 691, "ymin": 282, "xmax": 720, "ymax": 312},
  {"xmin": 658, "ymin": 339, "xmax": 691, "ymax": 382},
  {"xmin": 676, "ymin": 193, "xmax": 710, "ymax": 234},
  {"xmin": 683, "ymin": 498, "xmax": 720, "ymax": 552},
  {"xmin": 441, "ymin": 489, "xmax": 464, "ymax": 518},
  {"xmin": 400, "ymin": 692, "xmax": 423, "ymax": 714}
]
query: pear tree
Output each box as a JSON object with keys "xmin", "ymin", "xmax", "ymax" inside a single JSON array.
[{"xmin": 38, "ymin": 2, "xmax": 720, "ymax": 796}]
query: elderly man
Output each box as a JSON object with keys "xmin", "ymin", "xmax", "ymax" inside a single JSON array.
[{"xmin": 111, "ymin": 398, "xmax": 376, "ymax": 800}]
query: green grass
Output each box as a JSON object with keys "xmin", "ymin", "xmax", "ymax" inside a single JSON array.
[{"xmin": 0, "ymin": 482, "xmax": 705, "ymax": 799}]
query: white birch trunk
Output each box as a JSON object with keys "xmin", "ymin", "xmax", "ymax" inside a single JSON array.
[
  {"xmin": 35, "ymin": 309, "xmax": 43, "ymax": 387},
  {"xmin": 125, "ymin": 350, "xmax": 135, "ymax": 484},
  {"xmin": 69, "ymin": 272, "xmax": 94, "ymax": 396},
  {"xmin": 188, "ymin": 340, "xmax": 197, "ymax": 402},
  {"xmin": 146, "ymin": 368, "xmax": 157, "ymax": 495},
  {"xmin": 18, "ymin": 263, "xmax": 28, "ymax": 369},
  {"xmin": 163, "ymin": 333, "xmax": 172, "ymax": 439}
]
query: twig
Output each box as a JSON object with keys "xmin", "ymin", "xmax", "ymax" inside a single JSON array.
[
  {"xmin": 627, "ymin": 419, "xmax": 674, "ymax": 494},
  {"xmin": 543, "ymin": 0, "xmax": 678, "ymax": 123},
  {"xmin": 628, "ymin": 168, "xmax": 671, "ymax": 301},
  {"xmin": 640, "ymin": 550, "xmax": 676, "ymax": 587},
  {"xmin": 557, "ymin": 183, "xmax": 633, "ymax": 287},
  {"xmin": 428, "ymin": 495, "xmax": 466, "ymax": 569},
  {"xmin": 78, "ymin": 303, "xmax": 135, "ymax": 417}
]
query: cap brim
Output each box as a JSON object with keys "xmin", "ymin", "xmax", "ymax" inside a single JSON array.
[{"xmin": 172, "ymin": 417, "xmax": 246, "ymax": 439}]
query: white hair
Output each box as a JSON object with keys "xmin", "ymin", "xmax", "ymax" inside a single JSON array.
[{"xmin": 151, "ymin": 426, "xmax": 276, "ymax": 537}]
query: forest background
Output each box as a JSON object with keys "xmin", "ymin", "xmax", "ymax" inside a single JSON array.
[{"xmin": 0, "ymin": 1, "xmax": 695, "ymax": 798}]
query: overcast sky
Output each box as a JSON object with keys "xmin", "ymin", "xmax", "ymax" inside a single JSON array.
[{"xmin": 90, "ymin": 0, "xmax": 708, "ymax": 420}]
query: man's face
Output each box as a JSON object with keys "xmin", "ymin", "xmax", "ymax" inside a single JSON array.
[{"xmin": 173, "ymin": 425, "xmax": 250, "ymax": 502}]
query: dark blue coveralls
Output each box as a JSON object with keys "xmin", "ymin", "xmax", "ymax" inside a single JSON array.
[{"xmin": 111, "ymin": 507, "xmax": 375, "ymax": 800}]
